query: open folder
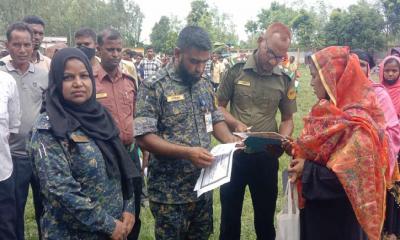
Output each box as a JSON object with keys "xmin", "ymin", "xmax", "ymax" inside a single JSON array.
[{"xmin": 233, "ymin": 132, "xmax": 285, "ymax": 152}]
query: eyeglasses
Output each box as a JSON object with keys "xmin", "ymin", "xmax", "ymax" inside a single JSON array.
[{"xmin": 261, "ymin": 38, "xmax": 285, "ymax": 62}]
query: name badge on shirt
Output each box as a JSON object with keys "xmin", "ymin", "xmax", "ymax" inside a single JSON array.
[
  {"xmin": 71, "ymin": 134, "xmax": 90, "ymax": 143},
  {"xmin": 96, "ymin": 92, "xmax": 108, "ymax": 99},
  {"xmin": 205, "ymin": 112, "xmax": 213, "ymax": 133},
  {"xmin": 237, "ymin": 80, "xmax": 251, "ymax": 86},
  {"xmin": 167, "ymin": 94, "xmax": 185, "ymax": 102}
]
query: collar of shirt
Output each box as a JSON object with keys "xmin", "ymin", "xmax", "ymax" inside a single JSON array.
[
  {"xmin": 243, "ymin": 51, "xmax": 282, "ymax": 76},
  {"xmin": 144, "ymin": 58, "xmax": 160, "ymax": 64},
  {"xmin": 5, "ymin": 60, "xmax": 35, "ymax": 74},
  {"xmin": 96, "ymin": 64, "xmax": 123, "ymax": 83},
  {"xmin": 1, "ymin": 51, "xmax": 49, "ymax": 65},
  {"xmin": 165, "ymin": 62, "xmax": 182, "ymax": 82},
  {"xmin": 34, "ymin": 51, "xmax": 43, "ymax": 63}
]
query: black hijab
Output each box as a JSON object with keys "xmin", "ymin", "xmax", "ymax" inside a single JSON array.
[
  {"xmin": 45, "ymin": 48, "xmax": 139, "ymax": 199},
  {"xmin": 351, "ymin": 49, "xmax": 376, "ymax": 68}
]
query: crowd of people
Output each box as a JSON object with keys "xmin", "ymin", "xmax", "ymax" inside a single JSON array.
[{"xmin": 1, "ymin": 14, "xmax": 400, "ymax": 240}]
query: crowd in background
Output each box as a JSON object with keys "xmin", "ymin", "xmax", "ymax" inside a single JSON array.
[{"xmin": 1, "ymin": 14, "xmax": 400, "ymax": 240}]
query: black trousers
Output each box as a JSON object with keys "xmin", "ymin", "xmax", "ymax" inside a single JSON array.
[
  {"xmin": 127, "ymin": 144, "xmax": 142, "ymax": 240},
  {"xmin": 0, "ymin": 171, "xmax": 17, "ymax": 240},
  {"xmin": 219, "ymin": 150, "xmax": 278, "ymax": 240},
  {"xmin": 12, "ymin": 155, "xmax": 43, "ymax": 240}
]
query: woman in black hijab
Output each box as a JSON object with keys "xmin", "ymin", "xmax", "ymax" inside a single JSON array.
[{"xmin": 29, "ymin": 48, "xmax": 140, "ymax": 240}]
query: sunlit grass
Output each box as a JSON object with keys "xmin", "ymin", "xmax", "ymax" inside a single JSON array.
[{"xmin": 24, "ymin": 65, "xmax": 315, "ymax": 240}]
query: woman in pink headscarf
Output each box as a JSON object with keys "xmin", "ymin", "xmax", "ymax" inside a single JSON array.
[
  {"xmin": 380, "ymin": 55, "xmax": 400, "ymax": 239},
  {"xmin": 352, "ymin": 49, "xmax": 400, "ymax": 178}
]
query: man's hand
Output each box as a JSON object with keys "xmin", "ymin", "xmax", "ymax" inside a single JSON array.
[
  {"xmin": 111, "ymin": 219, "xmax": 128, "ymax": 240},
  {"xmin": 233, "ymin": 121, "xmax": 248, "ymax": 132},
  {"xmin": 186, "ymin": 147, "xmax": 214, "ymax": 168},
  {"xmin": 121, "ymin": 212, "xmax": 135, "ymax": 235},
  {"xmin": 288, "ymin": 158, "xmax": 305, "ymax": 183},
  {"xmin": 281, "ymin": 136, "xmax": 294, "ymax": 156}
]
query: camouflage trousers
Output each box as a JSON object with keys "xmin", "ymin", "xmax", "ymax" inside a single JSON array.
[{"xmin": 150, "ymin": 198, "xmax": 213, "ymax": 240}]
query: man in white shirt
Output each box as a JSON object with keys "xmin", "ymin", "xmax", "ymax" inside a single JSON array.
[
  {"xmin": 1, "ymin": 21, "xmax": 48, "ymax": 240},
  {"xmin": 0, "ymin": 70, "xmax": 21, "ymax": 240}
]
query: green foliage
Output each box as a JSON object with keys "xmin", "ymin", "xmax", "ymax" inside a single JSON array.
[
  {"xmin": 187, "ymin": 0, "xmax": 211, "ymax": 27},
  {"xmin": 324, "ymin": 3, "xmax": 385, "ymax": 50},
  {"xmin": 243, "ymin": 1, "xmax": 324, "ymax": 50},
  {"xmin": 255, "ymin": 2, "xmax": 297, "ymax": 30},
  {"xmin": 186, "ymin": 0, "xmax": 239, "ymax": 47},
  {"xmin": 0, "ymin": 0, "xmax": 144, "ymax": 47},
  {"xmin": 242, "ymin": 0, "xmax": 389, "ymax": 51},
  {"xmin": 150, "ymin": 16, "xmax": 181, "ymax": 54},
  {"xmin": 381, "ymin": 0, "xmax": 400, "ymax": 43},
  {"xmin": 291, "ymin": 9, "xmax": 324, "ymax": 49}
]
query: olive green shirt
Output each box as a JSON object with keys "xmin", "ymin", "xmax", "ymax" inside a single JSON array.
[{"xmin": 217, "ymin": 53, "xmax": 297, "ymax": 132}]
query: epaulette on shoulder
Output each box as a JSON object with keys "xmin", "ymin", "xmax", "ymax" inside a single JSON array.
[
  {"xmin": 143, "ymin": 68, "xmax": 167, "ymax": 87},
  {"xmin": 231, "ymin": 62, "xmax": 245, "ymax": 72},
  {"xmin": 121, "ymin": 71, "xmax": 135, "ymax": 82},
  {"xmin": 34, "ymin": 113, "xmax": 51, "ymax": 130}
]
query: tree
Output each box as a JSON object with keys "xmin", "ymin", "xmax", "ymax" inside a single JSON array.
[
  {"xmin": 245, "ymin": 2, "xmax": 297, "ymax": 33},
  {"xmin": 0, "ymin": 0, "xmax": 144, "ymax": 47},
  {"xmin": 243, "ymin": 2, "xmax": 320, "ymax": 49},
  {"xmin": 324, "ymin": 2, "xmax": 385, "ymax": 50},
  {"xmin": 187, "ymin": 0, "xmax": 211, "ymax": 27},
  {"xmin": 186, "ymin": 0, "xmax": 239, "ymax": 47},
  {"xmin": 150, "ymin": 16, "xmax": 181, "ymax": 54},
  {"xmin": 291, "ymin": 9, "xmax": 324, "ymax": 49},
  {"xmin": 381, "ymin": 0, "xmax": 400, "ymax": 42}
]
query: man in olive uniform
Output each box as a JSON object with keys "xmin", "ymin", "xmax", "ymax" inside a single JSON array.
[
  {"xmin": 217, "ymin": 22, "xmax": 296, "ymax": 240},
  {"xmin": 134, "ymin": 26, "xmax": 238, "ymax": 240}
]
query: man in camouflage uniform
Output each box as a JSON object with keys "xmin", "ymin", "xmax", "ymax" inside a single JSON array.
[
  {"xmin": 216, "ymin": 22, "xmax": 296, "ymax": 240},
  {"xmin": 135, "ymin": 26, "xmax": 238, "ymax": 240}
]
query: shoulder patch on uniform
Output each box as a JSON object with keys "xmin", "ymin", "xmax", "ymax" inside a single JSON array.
[
  {"xmin": 143, "ymin": 68, "xmax": 167, "ymax": 87},
  {"xmin": 122, "ymin": 72, "xmax": 135, "ymax": 82},
  {"xmin": 34, "ymin": 113, "xmax": 51, "ymax": 130},
  {"xmin": 224, "ymin": 62, "xmax": 245, "ymax": 81},
  {"xmin": 287, "ymin": 88, "xmax": 296, "ymax": 100},
  {"xmin": 231, "ymin": 62, "xmax": 246, "ymax": 72}
]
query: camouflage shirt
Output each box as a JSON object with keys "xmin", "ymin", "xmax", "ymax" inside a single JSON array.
[
  {"xmin": 134, "ymin": 63, "xmax": 224, "ymax": 204},
  {"xmin": 29, "ymin": 113, "xmax": 134, "ymax": 239}
]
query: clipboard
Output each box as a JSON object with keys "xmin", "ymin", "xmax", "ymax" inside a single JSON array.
[{"xmin": 234, "ymin": 132, "xmax": 285, "ymax": 152}]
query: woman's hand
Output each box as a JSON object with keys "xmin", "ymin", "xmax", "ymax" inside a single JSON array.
[{"xmin": 288, "ymin": 158, "xmax": 305, "ymax": 183}]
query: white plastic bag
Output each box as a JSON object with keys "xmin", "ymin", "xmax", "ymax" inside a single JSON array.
[{"xmin": 276, "ymin": 181, "xmax": 300, "ymax": 240}]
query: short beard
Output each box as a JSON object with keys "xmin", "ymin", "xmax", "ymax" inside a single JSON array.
[{"xmin": 177, "ymin": 59, "xmax": 201, "ymax": 85}]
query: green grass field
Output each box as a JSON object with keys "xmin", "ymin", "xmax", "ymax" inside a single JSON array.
[{"xmin": 23, "ymin": 65, "xmax": 317, "ymax": 240}]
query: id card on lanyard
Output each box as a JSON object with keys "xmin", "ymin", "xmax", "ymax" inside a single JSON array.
[
  {"xmin": 200, "ymin": 98, "xmax": 213, "ymax": 133},
  {"xmin": 205, "ymin": 112, "xmax": 213, "ymax": 133}
]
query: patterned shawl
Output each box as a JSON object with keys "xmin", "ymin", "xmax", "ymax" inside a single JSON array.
[{"xmin": 294, "ymin": 46, "xmax": 389, "ymax": 240}]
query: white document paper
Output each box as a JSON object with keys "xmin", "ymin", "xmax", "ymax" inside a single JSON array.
[{"xmin": 194, "ymin": 143, "xmax": 237, "ymax": 197}]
